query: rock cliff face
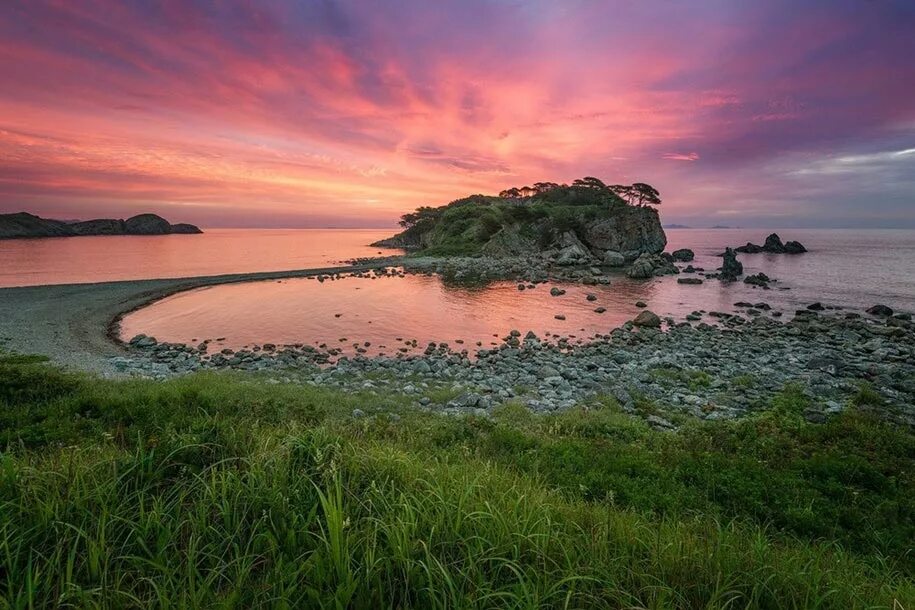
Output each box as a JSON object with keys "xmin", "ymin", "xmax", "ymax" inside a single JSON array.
[
  {"xmin": 0, "ymin": 212, "xmax": 203, "ymax": 239},
  {"xmin": 482, "ymin": 205, "xmax": 665, "ymax": 264}
]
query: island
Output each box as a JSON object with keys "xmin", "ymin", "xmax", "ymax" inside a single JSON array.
[
  {"xmin": 0, "ymin": 212, "xmax": 202, "ymax": 239},
  {"xmin": 373, "ymin": 177, "xmax": 665, "ymax": 261}
]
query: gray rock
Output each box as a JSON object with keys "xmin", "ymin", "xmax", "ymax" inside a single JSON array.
[{"xmin": 632, "ymin": 310, "xmax": 662, "ymax": 328}]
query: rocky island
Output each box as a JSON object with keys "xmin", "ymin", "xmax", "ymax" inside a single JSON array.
[
  {"xmin": 0, "ymin": 212, "xmax": 202, "ymax": 239},
  {"xmin": 373, "ymin": 177, "xmax": 666, "ymax": 264}
]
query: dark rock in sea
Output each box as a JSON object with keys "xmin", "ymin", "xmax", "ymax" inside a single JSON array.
[
  {"xmin": 807, "ymin": 302, "xmax": 826, "ymax": 311},
  {"xmin": 735, "ymin": 233, "xmax": 806, "ymax": 255},
  {"xmin": 744, "ymin": 272, "xmax": 770, "ymax": 287},
  {"xmin": 586, "ymin": 293, "xmax": 597, "ymax": 301},
  {"xmin": 549, "ymin": 287, "xmax": 565, "ymax": 297},
  {"xmin": 719, "ymin": 248, "xmax": 743, "ymax": 281},
  {"xmin": 626, "ymin": 253, "xmax": 679, "ymax": 279},
  {"xmin": 670, "ymin": 248, "xmax": 695, "ymax": 262},
  {"xmin": 866, "ymin": 304, "xmax": 894, "ymax": 317},
  {"xmin": 763, "ymin": 233, "xmax": 786, "ymax": 252},
  {"xmin": 635, "ymin": 301, "xmax": 647, "ymax": 308},
  {"xmin": 784, "ymin": 240, "xmax": 807, "ymax": 254},
  {"xmin": 677, "ymin": 277, "xmax": 703, "ymax": 285},
  {"xmin": 554, "ymin": 314, "xmax": 566, "ymax": 320},
  {"xmin": 735, "ymin": 242, "xmax": 764, "ymax": 254},
  {"xmin": 632, "ymin": 310, "xmax": 662, "ymax": 328}
]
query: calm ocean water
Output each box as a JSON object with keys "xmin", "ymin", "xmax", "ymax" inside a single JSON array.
[
  {"xmin": 104, "ymin": 228, "xmax": 914, "ymax": 355},
  {"xmin": 0, "ymin": 229, "xmax": 399, "ymax": 287}
]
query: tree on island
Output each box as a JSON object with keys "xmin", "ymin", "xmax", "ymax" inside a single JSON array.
[
  {"xmin": 496, "ymin": 178, "xmax": 660, "ymax": 210},
  {"xmin": 631, "ymin": 182, "xmax": 661, "ymax": 207},
  {"xmin": 398, "ymin": 206, "xmax": 441, "ymax": 231},
  {"xmin": 571, "ymin": 176, "xmax": 609, "ymax": 191},
  {"xmin": 609, "ymin": 184, "xmax": 635, "ymax": 204}
]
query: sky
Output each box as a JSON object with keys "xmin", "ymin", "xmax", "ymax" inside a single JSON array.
[{"xmin": 1, "ymin": 0, "xmax": 914, "ymax": 229}]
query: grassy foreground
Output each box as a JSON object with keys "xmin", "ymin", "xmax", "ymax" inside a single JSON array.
[{"xmin": 0, "ymin": 353, "xmax": 913, "ymax": 608}]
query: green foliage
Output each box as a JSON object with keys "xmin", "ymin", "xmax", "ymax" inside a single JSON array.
[
  {"xmin": 399, "ymin": 181, "xmax": 633, "ymax": 256},
  {"xmin": 0, "ymin": 354, "xmax": 912, "ymax": 607}
]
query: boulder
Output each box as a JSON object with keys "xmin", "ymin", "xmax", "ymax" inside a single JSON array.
[
  {"xmin": 602, "ymin": 250, "xmax": 625, "ymax": 266},
  {"xmin": 632, "ymin": 310, "xmax": 662, "ymax": 328},
  {"xmin": 626, "ymin": 253, "xmax": 678, "ymax": 279},
  {"xmin": 866, "ymin": 304, "xmax": 894, "ymax": 317},
  {"xmin": 626, "ymin": 254, "xmax": 656, "ymax": 279},
  {"xmin": 554, "ymin": 231, "xmax": 593, "ymax": 266},
  {"xmin": 671, "ymin": 248, "xmax": 695, "ymax": 262},
  {"xmin": 677, "ymin": 277, "xmax": 703, "ymax": 285}
]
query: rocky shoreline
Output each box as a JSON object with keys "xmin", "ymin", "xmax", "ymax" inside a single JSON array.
[
  {"xmin": 4, "ymin": 235, "xmax": 912, "ymax": 431},
  {"xmin": 112, "ymin": 260, "xmax": 914, "ymax": 429}
]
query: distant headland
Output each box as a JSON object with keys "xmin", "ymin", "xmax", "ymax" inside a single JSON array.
[{"xmin": 0, "ymin": 212, "xmax": 202, "ymax": 239}]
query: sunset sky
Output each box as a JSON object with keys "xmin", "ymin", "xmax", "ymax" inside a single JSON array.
[{"xmin": 1, "ymin": 0, "xmax": 914, "ymax": 228}]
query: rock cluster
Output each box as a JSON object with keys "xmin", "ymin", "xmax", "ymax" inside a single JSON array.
[
  {"xmin": 736, "ymin": 233, "xmax": 807, "ymax": 254},
  {"xmin": 626, "ymin": 253, "xmax": 679, "ymax": 279}
]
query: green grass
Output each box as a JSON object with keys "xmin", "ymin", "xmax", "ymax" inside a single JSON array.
[{"xmin": 1, "ymin": 354, "xmax": 913, "ymax": 608}]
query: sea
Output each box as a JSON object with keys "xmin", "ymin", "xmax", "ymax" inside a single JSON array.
[{"xmin": 3, "ymin": 228, "xmax": 914, "ymax": 355}]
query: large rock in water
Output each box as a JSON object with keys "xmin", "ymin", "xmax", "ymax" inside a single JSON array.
[
  {"xmin": 763, "ymin": 233, "xmax": 786, "ymax": 253},
  {"xmin": 736, "ymin": 233, "xmax": 807, "ymax": 255},
  {"xmin": 626, "ymin": 253, "xmax": 679, "ymax": 279},
  {"xmin": 784, "ymin": 240, "xmax": 807, "ymax": 254},
  {"xmin": 671, "ymin": 248, "xmax": 694, "ymax": 262},
  {"xmin": 124, "ymin": 214, "xmax": 172, "ymax": 235},
  {"xmin": 719, "ymin": 248, "xmax": 743, "ymax": 281}
]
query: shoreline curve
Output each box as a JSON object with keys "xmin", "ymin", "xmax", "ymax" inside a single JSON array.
[{"xmin": 0, "ymin": 258, "xmax": 403, "ymax": 375}]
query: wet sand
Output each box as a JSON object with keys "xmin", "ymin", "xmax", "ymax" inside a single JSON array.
[{"xmin": 0, "ymin": 261, "xmax": 400, "ymax": 375}]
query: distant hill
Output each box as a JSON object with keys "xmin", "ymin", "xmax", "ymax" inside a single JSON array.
[
  {"xmin": 0, "ymin": 212, "xmax": 203, "ymax": 239},
  {"xmin": 372, "ymin": 179, "xmax": 666, "ymax": 263},
  {"xmin": 664, "ymin": 223, "xmax": 691, "ymax": 229}
]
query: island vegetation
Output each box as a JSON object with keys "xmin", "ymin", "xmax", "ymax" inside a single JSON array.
[
  {"xmin": 373, "ymin": 177, "xmax": 665, "ymax": 258},
  {"xmin": 0, "ymin": 351, "xmax": 912, "ymax": 607}
]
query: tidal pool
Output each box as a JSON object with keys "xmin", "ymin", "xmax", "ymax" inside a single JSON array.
[{"xmin": 120, "ymin": 270, "xmax": 774, "ymax": 357}]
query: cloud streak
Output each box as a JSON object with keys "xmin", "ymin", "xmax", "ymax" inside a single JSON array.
[{"xmin": 0, "ymin": 0, "xmax": 913, "ymax": 227}]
